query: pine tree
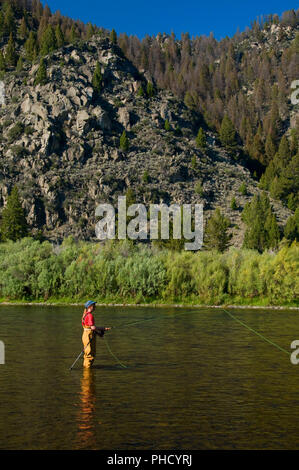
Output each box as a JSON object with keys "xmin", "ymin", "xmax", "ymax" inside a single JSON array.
[
  {"xmin": 265, "ymin": 210, "xmax": 280, "ymax": 249},
  {"xmin": 34, "ymin": 58, "xmax": 47, "ymax": 85},
  {"xmin": 32, "ymin": 0, "xmax": 44, "ymax": 21},
  {"xmin": 16, "ymin": 56, "xmax": 23, "ymax": 73},
  {"xmin": 0, "ymin": 51, "xmax": 6, "ymax": 72},
  {"xmin": 110, "ymin": 28, "xmax": 117, "ymax": 44},
  {"xmin": 242, "ymin": 193, "xmax": 280, "ymax": 252},
  {"xmin": 277, "ymin": 135, "xmax": 291, "ymax": 164},
  {"xmin": 119, "ymin": 130, "xmax": 129, "ymax": 152},
  {"xmin": 70, "ymin": 24, "xmax": 78, "ymax": 43},
  {"xmin": 25, "ymin": 31, "xmax": 38, "ymax": 61},
  {"xmin": 92, "ymin": 61, "xmax": 102, "ymax": 95},
  {"xmin": 196, "ymin": 128, "xmax": 206, "ymax": 149},
  {"xmin": 18, "ymin": 16, "xmax": 28, "ymax": 39},
  {"xmin": 40, "ymin": 24, "xmax": 57, "ymax": 56},
  {"xmin": 204, "ymin": 208, "xmax": 231, "ymax": 252},
  {"xmin": 184, "ymin": 91, "xmax": 196, "ymax": 109},
  {"xmin": 3, "ymin": 2, "xmax": 15, "ymax": 36},
  {"xmin": 1, "ymin": 186, "xmax": 28, "ymax": 242},
  {"xmin": 289, "ymin": 130, "xmax": 298, "ymax": 157},
  {"xmin": 0, "ymin": 11, "xmax": 4, "ymax": 39},
  {"xmin": 146, "ymin": 81, "xmax": 155, "ymax": 97},
  {"xmin": 219, "ymin": 115, "xmax": 237, "ymax": 148},
  {"xmin": 251, "ymin": 125, "xmax": 264, "ymax": 163},
  {"xmin": 265, "ymin": 133, "xmax": 276, "ymax": 162},
  {"xmin": 265, "ymin": 103, "xmax": 282, "ymax": 145},
  {"xmin": 5, "ymin": 33, "xmax": 17, "ymax": 67},
  {"xmin": 86, "ymin": 22, "xmax": 95, "ymax": 39},
  {"xmin": 55, "ymin": 24, "xmax": 65, "ymax": 48},
  {"xmin": 284, "ymin": 207, "xmax": 299, "ymax": 242}
]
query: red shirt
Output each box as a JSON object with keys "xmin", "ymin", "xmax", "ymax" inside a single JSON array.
[{"xmin": 82, "ymin": 312, "xmax": 95, "ymax": 327}]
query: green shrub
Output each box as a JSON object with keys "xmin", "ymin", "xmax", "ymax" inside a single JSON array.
[
  {"xmin": 195, "ymin": 181, "xmax": 203, "ymax": 196},
  {"xmin": 238, "ymin": 182, "xmax": 248, "ymax": 195},
  {"xmin": 164, "ymin": 119, "xmax": 171, "ymax": 131},
  {"xmin": 231, "ymin": 197, "xmax": 238, "ymax": 210},
  {"xmin": 142, "ymin": 170, "xmax": 150, "ymax": 183},
  {"xmin": 24, "ymin": 126, "xmax": 34, "ymax": 136},
  {"xmin": 119, "ymin": 130, "xmax": 129, "ymax": 152},
  {"xmin": 8, "ymin": 122, "xmax": 24, "ymax": 142},
  {"xmin": 11, "ymin": 145, "xmax": 28, "ymax": 157},
  {"xmin": 191, "ymin": 251, "xmax": 228, "ymax": 303},
  {"xmin": 162, "ymin": 251, "xmax": 194, "ymax": 299},
  {"xmin": 0, "ymin": 237, "xmax": 297, "ymax": 305}
]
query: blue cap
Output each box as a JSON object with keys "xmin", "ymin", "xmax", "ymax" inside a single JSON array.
[{"xmin": 85, "ymin": 300, "xmax": 96, "ymax": 309}]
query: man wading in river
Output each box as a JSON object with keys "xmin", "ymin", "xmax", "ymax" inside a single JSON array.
[{"xmin": 82, "ymin": 301, "xmax": 110, "ymax": 368}]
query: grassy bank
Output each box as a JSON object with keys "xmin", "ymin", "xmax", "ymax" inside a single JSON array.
[{"xmin": 0, "ymin": 237, "xmax": 298, "ymax": 307}]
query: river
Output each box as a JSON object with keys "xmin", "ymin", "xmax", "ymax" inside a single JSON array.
[{"xmin": 0, "ymin": 305, "xmax": 298, "ymax": 449}]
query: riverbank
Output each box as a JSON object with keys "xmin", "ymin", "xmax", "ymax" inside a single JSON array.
[
  {"xmin": 0, "ymin": 238, "xmax": 297, "ymax": 307},
  {"xmin": 0, "ymin": 300, "xmax": 298, "ymax": 310}
]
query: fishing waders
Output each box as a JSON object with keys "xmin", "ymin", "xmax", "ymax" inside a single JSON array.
[{"xmin": 82, "ymin": 328, "xmax": 96, "ymax": 368}]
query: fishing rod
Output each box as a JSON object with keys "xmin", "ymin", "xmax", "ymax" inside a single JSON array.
[
  {"xmin": 69, "ymin": 339, "xmax": 91, "ymax": 371},
  {"xmin": 71, "ymin": 309, "xmax": 290, "ymax": 370},
  {"xmin": 70, "ymin": 325, "xmax": 130, "ymax": 370},
  {"xmin": 70, "ymin": 316, "xmax": 157, "ymax": 370}
]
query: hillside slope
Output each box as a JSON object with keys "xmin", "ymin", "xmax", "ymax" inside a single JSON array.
[{"xmin": 0, "ymin": 35, "xmax": 291, "ymax": 245}]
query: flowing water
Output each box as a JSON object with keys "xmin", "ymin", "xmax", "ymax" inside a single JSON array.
[{"xmin": 0, "ymin": 305, "xmax": 298, "ymax": 450}]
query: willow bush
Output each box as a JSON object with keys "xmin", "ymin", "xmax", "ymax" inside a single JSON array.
[
  {"xmin": 0, "ymin": 237, "xmax": 297, "ymax": 305},
  {"xmin": 263, "ymin": 243, "xmax": 299, "ymax": 303},
  {"xmin": 115, "ymin": 249, "xmax": 167, "ymax": 299},
  {"xmin": 225, "ymin": 248, "xmax": 268, "ymax": 299},
  {"xmin": 191, "ymin": 251, "xmax": 228, "ymax": 303},
  {"xmin": 0, "ymin": 238, "xmax": 53, "ymax": 299},
  {"xmin": 163, "ymin": 251, "xmax": 195, "ymax": 300}
]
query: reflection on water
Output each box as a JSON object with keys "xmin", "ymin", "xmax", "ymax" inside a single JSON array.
[
  {"xmin": 0, "ymin": 305, "xmax": 298, "ymax": 450},
  {"xmin": 76, "ymin": 369, "xmax": 96, "ymax": 449}
]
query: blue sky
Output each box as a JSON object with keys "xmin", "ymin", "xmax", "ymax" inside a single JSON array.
[{"xmin": 44, "ymin": 1, "xmax": 298, "ymax": 40}]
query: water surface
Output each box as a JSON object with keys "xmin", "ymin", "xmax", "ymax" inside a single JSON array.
[{"xmin": 0, "ymin": 305, "xmax": 298, "ymax": 449}]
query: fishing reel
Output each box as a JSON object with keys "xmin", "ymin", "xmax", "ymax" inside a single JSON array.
[{"xmin": 95, "ymin": 327, "xmax": 105, "ymax": 337}]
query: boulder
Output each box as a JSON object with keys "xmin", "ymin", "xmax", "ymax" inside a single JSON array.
[
  {"xmin": 76, "ymin": 110, "xmax": 92, "ymax": 134},
  {"xmin": 92, "ymin": 107, "xmax": 112, "ymax": 131},
  {"xmin": 118, "ymin": 107, "xmax": 131, "ymax": 130}
]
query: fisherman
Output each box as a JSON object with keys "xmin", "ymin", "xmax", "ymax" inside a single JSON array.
[{"xmin": 82, "ymin": 300, "xmax": 110, "ymax": 368}]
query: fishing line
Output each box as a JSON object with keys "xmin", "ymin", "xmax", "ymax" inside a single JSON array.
[
  {"xmin": 111, "ymin": 316, "xmax": 157, "ymax": 330},
  {"xmin": 103, "ymin": 335, "xmax": 128, "ymax": 368},
  {"xmin": 103, "ymin": 315, "xmax": 162, "ymax": 368},
  {"xmin": 222, "ymin": 308, "xmax": 290, "ymax": 355},
  {"xmin": 75, "ymin": 309, "xmax": 290, "ymax": 370},
  {"xmin": 105, "ymin": 310, "xmax": 203, "ymax": 367}
]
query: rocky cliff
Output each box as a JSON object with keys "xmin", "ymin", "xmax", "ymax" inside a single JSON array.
[{"xmin": 0, "ymin": 36, "xmax": 291, "ymax": 245}]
